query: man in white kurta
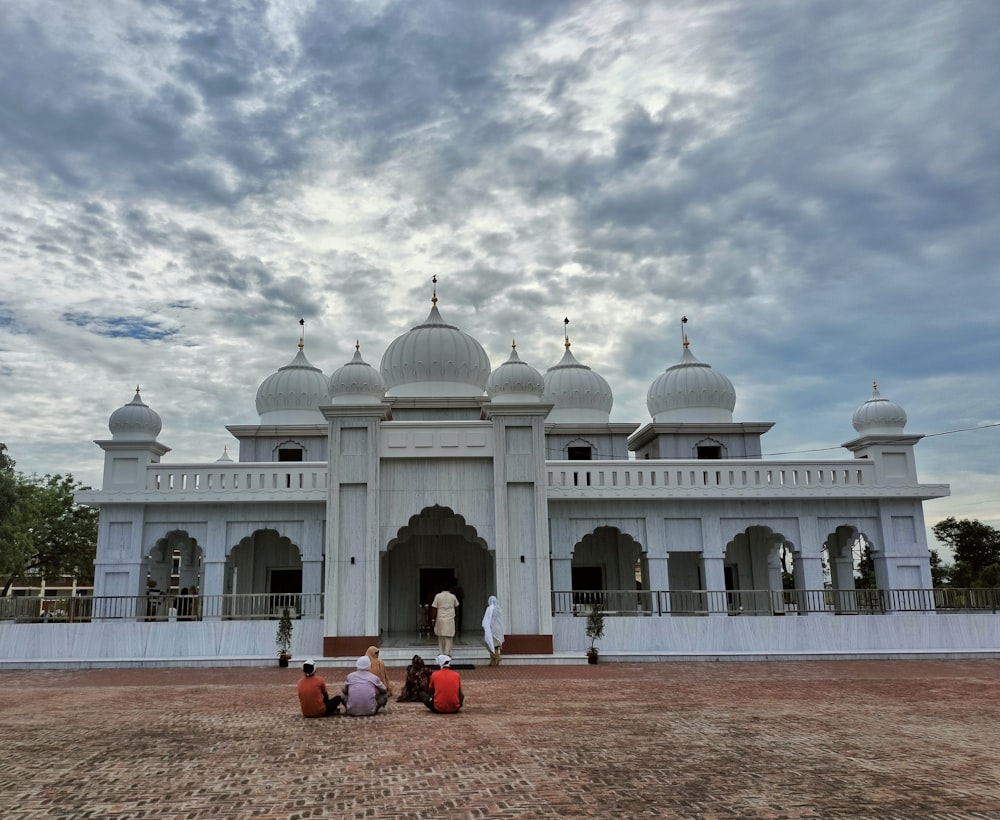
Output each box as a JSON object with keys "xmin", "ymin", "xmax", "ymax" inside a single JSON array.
[{"xmin": 431, "ymin": 587, "xmax": 460, "ymax": 655}]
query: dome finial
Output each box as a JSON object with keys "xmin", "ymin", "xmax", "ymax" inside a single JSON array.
[
  {"xmin": 872, "ymin": 379, "xmax": 878, "ymax": 393},
  {"xmin": 563, "ymin": 317, "xmax": 571, "ymax": 350},
  {"xmin": 298, "ymin": 318, "xmax": 305, "ymax": 351},
  {"xmin": 511, "ymin": 338, "xmax": 517, "ymax": 351},
  {"xmin": 681, "ymin": 315, "xmax": 689, "ymax": 350},
  {"xmin": 135, "ymin": 384, "xmax": 141, "ymax": 395},
  {"xmin": 432, "ymin": 275, "xmax": 438, "ymax": 306},
  {"xmin": 355, "ymin": 339, "xmax": 360, "ymax": 352}
]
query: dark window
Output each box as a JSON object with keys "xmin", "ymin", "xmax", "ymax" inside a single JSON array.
[
  {"xmin": 697, "ymin": 445, "xmax": 722, "ymax": 460},
  {"xmin": 278, "ymin": 449, "xmax": 303, "ymax": 462},
  {"xmin": 567, "ymin": 446, "xmax": 592, "ymax": 460}
]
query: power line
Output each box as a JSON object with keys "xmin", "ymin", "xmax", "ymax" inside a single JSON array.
[{"xmin": 763, "ymin": 421, "xmax": 1000, "ymax": 457}]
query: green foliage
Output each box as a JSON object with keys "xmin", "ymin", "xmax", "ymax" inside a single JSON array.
[
  {"xmin": 585, "ymin": 604, "xmax": 605, "ymax": 650},
  {"xmin": 0, "ymin": 444, "xmax": 98, "ymax": 595},
  {"xmin": 854, "ymin": 538, "xmax": 877, "ymax": 590},
  {"xmin": 275, "ymin": 607, "xmax": 294, "ymax": 654},
  {"xmin": 932, "ymin": 517, "xmax": 1000, "ymax": 588},
  {"xmin": 929, "ymin": 549, "xmax": 952, "ymax": 588}
]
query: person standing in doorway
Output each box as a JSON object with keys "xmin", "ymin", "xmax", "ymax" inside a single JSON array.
[{"xmin": 431, "ymin": 584, "xmax": 460, "ymax": 656}]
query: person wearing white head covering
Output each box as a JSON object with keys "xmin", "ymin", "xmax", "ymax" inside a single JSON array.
[
  {"xmin": 297, "ymin": 660, "xmax": 342, "ymax": 717},
  {"xmin": 426, "ymin": 654, "xmax": 463, "ymax": 713},
  {"xmin": 482, "ymin": 595, "xmax": 504, "ymax": 667},
  {"xmin": 341, "ymin": 654, "xmax": 388, "ymax": 716}
]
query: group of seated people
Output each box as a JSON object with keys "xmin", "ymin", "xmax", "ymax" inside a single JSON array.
[{"xmin": 297, "ymin": 647, "xmax": 463, "ymax": 718}]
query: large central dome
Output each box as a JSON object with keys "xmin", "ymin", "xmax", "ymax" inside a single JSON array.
[{"xmin": 380, "ymin": 300, "xmax": 491, "ymax": 397}]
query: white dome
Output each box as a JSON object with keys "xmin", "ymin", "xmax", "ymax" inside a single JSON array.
[
  {"xmin": 646, "ymin": 344, "xmax": 736, "ymax": 423},
  {"xmin": 109, "ymin": 388, "xmax": 162, "ymax": 441},
  {"xmin": 255, "ymin": 346, "xmax": 328, "ymax": 424},
  {"xmin": 380, "ymin": 303, "xmax": 491, "ymax": 397},
  {"xmin": 852, "ymin": 382, "xmax": 907, "ymax": 435},
  {"xmin": 487, "ymin": 344, "xmax": 545, "ymax": 403},
  {"xmin": 543, "ymin": 347, "xmax": 613, "ymax": 423},
  {"xmin": 329, "ymin": 345, "xmax": 386, "ymax": 404}
]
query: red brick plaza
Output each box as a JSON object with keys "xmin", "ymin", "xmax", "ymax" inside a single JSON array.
[{"xmin": 1, "ymin": 659, "xmax": 999, "ymax": 819}]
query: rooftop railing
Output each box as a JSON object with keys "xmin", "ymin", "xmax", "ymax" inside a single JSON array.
[{"xmin": 546, "ymin": 460, "xmax": 876, "ymax": 491}]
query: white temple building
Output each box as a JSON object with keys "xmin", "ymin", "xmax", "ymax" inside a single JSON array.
[{"xmin": 5, "ymin": 286, "xmax": 997, "ymax": 668}]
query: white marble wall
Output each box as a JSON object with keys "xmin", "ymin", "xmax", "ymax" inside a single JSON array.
[
  {"xmin": 0, "ymin": 618, "xmax": 325, "ymax": 666},
  {"xmin": 553, "ymin": 612, "xmax": 1000, "ymax": 656}
]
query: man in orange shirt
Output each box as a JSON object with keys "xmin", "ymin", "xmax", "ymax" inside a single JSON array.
[
  {"xmin": 425, "ymin": 654, "xmax": 464, "ymax": 713},
  {"xmin": 297, "ymin": 660, "xmax": 342, "ymax": 717}
]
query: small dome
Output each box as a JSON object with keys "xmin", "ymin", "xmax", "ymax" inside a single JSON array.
[
  {"xmin": 329, "ymin": 344, "xmax": 386, "ymax": 404},
  {"xmin": 544, "ymin": 346, "xmax": 613, "ymax": 423},
  {"xmin": 647, "ymin": 344, "xmax": 736, "ymax": 423},
  {"xmin": 852, "ymin": 382, "xmax": 907, "ymax": 435},
  {"xmin": 380, "ymin": 300, "xmax": 491, "ymax": 397},
  {"xmin": 216, "ymin": 445, "xmax": 233, "ymax": 462},
  {"xmin": 487, "ymin": 343, "xmax": 545, "ymax": 403},
  {"xmin": 109, "ymin": 387, "xmax": 162, "ymax": 441},
  {"xmin": 255, "ymin": 344, "xmax": 328, "ymax": 424}
]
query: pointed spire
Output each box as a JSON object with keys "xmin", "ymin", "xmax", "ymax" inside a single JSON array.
[
  {"xmin": 298, "ymin": 318, "xmax": 305, "ymax": 351},
  {"xmin": 563, "ymin": 317, "xmax": 571, "ymax": 350},
  {"xmin": 681, "ymin": 315, "xmax": 689, "ymax": 349},
  {"xmin": 432, "ymin": 275, "xmax": 438, "ymax": 305}
]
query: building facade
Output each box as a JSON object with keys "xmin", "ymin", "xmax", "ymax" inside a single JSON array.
[{"xmin": 58, "ymin": 289, "xmax": 963, "ymax": 664}]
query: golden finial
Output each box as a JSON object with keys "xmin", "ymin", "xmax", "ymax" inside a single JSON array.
[
  {"xmin": 432, "ymin": 275, "xmax": 438, "ymax": 305},
  {"xmin": 511, "ymin": 338, "xmax": 517, "ymax": 351},
  {"xmin": 563, "ymin": 317, "xmax": 571, "ymax": 350},
  {"xmin": 298, "ymin": 318, "xmax": 305, "ymax": 351},
  {"xmin": 681, "ymin": 316, "xmax": 689, "ymax": 349}
]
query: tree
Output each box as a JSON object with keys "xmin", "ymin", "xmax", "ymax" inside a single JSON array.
[
  {"xmin": 932, "ymin": 517, "xmax": 1000, "ymax": 588},
  {"xmin": 853, "ymin": 536, "xmax": 877, "ymax": 590},
  {"xmin": 0, "ymin": 444, "xmax": 98, "ymax": 596},
  {"xmin": 928, "ymin": 549, "xmax": 952, "ymax": 588}
]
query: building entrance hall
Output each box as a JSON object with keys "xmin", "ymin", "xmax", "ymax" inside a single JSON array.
[{"xmin": 380, "ymin": 505, "xmax": 494, "ymax": 642}]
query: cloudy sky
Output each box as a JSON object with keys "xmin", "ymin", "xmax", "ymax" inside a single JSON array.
[{"xmin": 1, "ymin": 0, "xmax": 998, "ymax": 552}]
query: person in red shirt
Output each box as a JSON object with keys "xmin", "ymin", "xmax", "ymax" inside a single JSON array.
[
  {"xmin": 297, "ymin": 660, "xmax": 342, "ymax": 717},
  {"xmin": 425, "ymin": 654, "xmax": 464, "ymax": 713}
]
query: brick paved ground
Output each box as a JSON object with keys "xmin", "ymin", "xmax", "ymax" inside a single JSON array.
[{"xmin": 1, "ymin": 659, "xmax": 999, "ymax": 819}]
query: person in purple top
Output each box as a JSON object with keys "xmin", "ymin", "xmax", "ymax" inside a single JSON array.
[{"xmin": 341, "ymin": 655, "xmax": 388, "ymax": 716}]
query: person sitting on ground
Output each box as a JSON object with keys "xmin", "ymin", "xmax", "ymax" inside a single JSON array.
[
  {"xmin": 342, "ymin": 655, "xmax": 388, "ymax": 716},
  {"xmin": 366, "ymin": 645, "xmax": 393, "ymax": 698},
  {"xmin": 396, "ymin": 654, "xmax": 432, "ymax": 703},
  {"xmin": 297, "ymin": 659, "xmax": 342, "ymax": 717},
  {"xmin": 425, "ymin": 654, "xmax": 464, "ymax": 714}
]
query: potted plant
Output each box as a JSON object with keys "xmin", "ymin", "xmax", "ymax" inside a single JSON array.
[
  {"xmin": 585, "ymin": 603, "xmax": 605, "ymax": 664},
  {"xmin": 276, "ymin": 607, "xmax": 293, "ymax": 667}
]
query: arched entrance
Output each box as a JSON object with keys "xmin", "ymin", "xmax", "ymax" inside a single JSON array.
[
  {"xmin": 381, "ymin": 505, "xmax": 494, "ymax": 639},
  {"xmin": 571, "ymin": 526, "xmax": 649, "ymax": 613},
  {"xmin": 722, "ymin": 525, "xmax": 795, "ymax": 615}
]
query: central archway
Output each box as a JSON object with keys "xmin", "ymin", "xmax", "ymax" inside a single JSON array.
[{"xmin": 382, "ymin": 505, "xmax": 494, "ymax": 639}]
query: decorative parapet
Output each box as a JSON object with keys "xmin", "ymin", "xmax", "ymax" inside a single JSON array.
[{"xmin": 545, "ymin": 459, "xmax": 949, "ymax": 500}]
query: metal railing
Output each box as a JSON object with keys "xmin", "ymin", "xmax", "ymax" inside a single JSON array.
[
  {"xmin": 552, "ymin": 588, "xmax": 1000, "ymax": 616},
  {"xmin": 0, "ymin": 593, "xmax": 323, "ymax": 623}
]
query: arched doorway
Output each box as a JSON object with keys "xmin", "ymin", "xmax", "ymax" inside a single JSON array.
[
  {"xmin": 382, "ymin": 505, "xmax": 494, "ymax": 640},
  {"xmin": 227, "ymin": 529, "xmax": 303, "ymax": 616},
  {"xmin": 722, "ymin": 525, "xmax": 795, "ymax": 615},
  {"xmin": 571, "ymin": 526, "xmax": 649, "ymax": 613}
]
